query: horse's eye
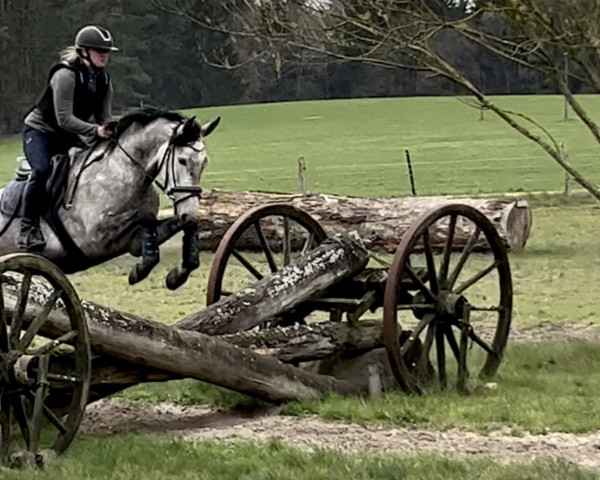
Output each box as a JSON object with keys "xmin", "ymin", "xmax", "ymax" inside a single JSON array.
[{"xmin": 178, "ymin": 157, "xmax": 187, "ymax": 166}]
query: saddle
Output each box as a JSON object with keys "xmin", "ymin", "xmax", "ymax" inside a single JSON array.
[
  {"xmin": 0, "ymin": 143, "xmax": 107, "ymax": 260},
  {"xmin": 0, "ymin": 153, "xmax": 71, "ymax": 219}
]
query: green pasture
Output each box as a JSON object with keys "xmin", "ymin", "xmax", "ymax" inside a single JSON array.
[
  {"xmin": 1, "ymin": 95, "xmax": 600, "ymax": 196},
  {"xmin": 188, "ymin": 95, "xmax": 600, "ymax": 197}
]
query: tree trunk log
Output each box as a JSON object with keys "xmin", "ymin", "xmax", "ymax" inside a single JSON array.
[
  {"xmin": 195, "ymin": 190, "xmax": 532, "ymax": 252},
  {"xmin": 175, "ymin": 233, "xmax": 370, "ymax": 335},
  {"xmin": 13, "ymin": 298, "xmax": 361, "ymax": 403},
  {"xmin": 46, "ymin": 320, "xmax": 384, "ymax": 403},
  {"xmin": 4, "ymin": 234, "xmax": 370, "ymax": 404}
]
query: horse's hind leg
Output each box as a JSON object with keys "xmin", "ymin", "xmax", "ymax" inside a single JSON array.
[{"xmin": 166, "ymin": 223, "xmax": 200, "ymax": 290}]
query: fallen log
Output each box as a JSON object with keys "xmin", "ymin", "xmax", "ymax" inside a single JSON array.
[
  {"xmin": 5, "ymin": 233, "xmax": 371, "ymax": 404},
  {"xmin": 46, "ymin": 320, "xmax": 385, "ymax": 402},
  {"xmin": 7, "ymin": 292, "xmax": 361, "ymax": 403},
  {"xmin": 175, "ymin": 233, "xmax": 370, "ymax": 335},
  {"xmin": 195, "ymin": 190, "xmax": 532, "ymax": 252}
]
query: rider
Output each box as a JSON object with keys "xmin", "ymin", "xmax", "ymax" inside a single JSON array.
[{"xmin": 19, "ymin": 25, "xmax": 117, "ymax": 251}]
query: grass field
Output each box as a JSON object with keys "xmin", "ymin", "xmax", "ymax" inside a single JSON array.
[
  {"xmin": 1, "ymin": 95, "xmax": 600, "ymax": 477},
  {"xmin": 2, "ymin": 95, "xmax": 600, "ymax": 197}
]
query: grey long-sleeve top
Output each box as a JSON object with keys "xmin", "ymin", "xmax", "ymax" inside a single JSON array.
[{"xmin": 25, "ymin": 67, "xmax": 113, "ymax": 138}]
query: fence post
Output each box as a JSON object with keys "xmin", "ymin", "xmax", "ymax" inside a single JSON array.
[{"xmin": 298, "ymin": 156, "xmax": 308, "ymax": 196}]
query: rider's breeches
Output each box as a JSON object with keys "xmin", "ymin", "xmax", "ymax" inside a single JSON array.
[{"xmin": 22, "ymin": 128, "xmax": 62, "ymax": 221}]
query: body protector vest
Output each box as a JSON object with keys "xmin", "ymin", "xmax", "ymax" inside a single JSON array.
[{"xmin": 35, "ymin": 57, "xmax": 110, "ymax": 141}]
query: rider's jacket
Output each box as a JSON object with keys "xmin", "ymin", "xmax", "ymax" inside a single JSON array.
[{"xmin": 35, "ymin": 57, "xmax": 110, "ymax": 139}]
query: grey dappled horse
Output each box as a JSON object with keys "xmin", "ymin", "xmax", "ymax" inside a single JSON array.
[{"xmin": 0, "ymin": 109, "xmax": 220, "ymax": 289}]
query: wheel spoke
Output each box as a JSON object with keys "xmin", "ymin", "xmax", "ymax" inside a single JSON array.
[
  {"xmin": 435, "ymin": 324, "xmax": 447, "ymax": 388},
  {"xmin": 438, "ymin": 214, "xmax": 457, "ymax": 288},
  {"xmin": 29, "ymin": 355, "xmax": 50, "ymax": 452},
  {"xmin": 283, "ymin": 217, "xmax": 291, "ymax": 266},
  {"xmin": 33, "ymin": 330, "xmax": 78, "ymax": 356},
  {"xmin": 0, "ymin": 389, "xmax": 12, "ymax": 459},
  {"xmin": 423, "ymin": 228, "xmax": 438, "ymax": 294},
  {"xmin": 404, "ymin": 266, "xmax": 437, "ymax": 303},
  {"xmin": 42, "ymin": 405, "xmax": 67, "ymax": 434},
  {"xmin": 16, "ymin": 289, "xmax": 62, "ymax": 352},
  {"xmin": 253, "ymin": 222, "xmax": 277, "ymax": 273},
  {"xmin": 0, "ymin": 279, "xmax": 9, "ymax": 352},
  {"xmin": 467, "ymin": 328, "xmax": 498, "ymax": 358},
  {"xmin": 231, "ymin": 249, "xmax": 263, "ymax": 281},
  {"xmin": 447, "ymin": 226, "xmax": 481, "ymax": 290},
  {"xmin": 454, "ymin": 261, "xmax": 500, "ymax": 295},
  {"xmin": 12, "ymin": 394, "xmax": 31, "ymax": 448},
  {"xmin": 458, "ymin": 303, "xmax": 472, "ymax": 392},
  {"xmin": 444, "ymin": 326, "xmax": 462, "ymax": 364},
  {"xmin": 400, "ymin": 313, "xmax": 435, "ymax": 356},
  {"xmin": 10, "ymin": 272, "xmax": 32, "ymax": 348},
  {"xmin": 23, "ymin": 390, "xmax": 67, "ymax": 434},
  {"xmin": 417, "ymin": 323, "xmax": 435, "ymax": 384},
  {"xmin": 301, "ymin": 232, "xmax": 315, "ymax": 255}
]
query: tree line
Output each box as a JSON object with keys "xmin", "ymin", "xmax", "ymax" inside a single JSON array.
[{"xmin": 0, "ymin": 0, "xmax": 582, "ymax": 134}]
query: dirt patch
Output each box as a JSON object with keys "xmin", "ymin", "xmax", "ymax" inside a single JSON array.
[
  {"xmin": 78, "ymin": 322, "xmax": 600, "ymax": 468},
  {"xmin": 488, "ymin": 321, "xmax": 600, "ymax": 344},
  {"xmin": 81, "ymin": 399, "xmax": 600, "ymax": 468}
]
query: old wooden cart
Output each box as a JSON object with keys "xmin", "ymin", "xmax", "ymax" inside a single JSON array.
[{"xmin": 0, "ymin": 201, "xmax": 512, "ymax": 465}]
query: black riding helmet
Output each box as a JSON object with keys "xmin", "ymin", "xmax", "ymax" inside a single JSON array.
[{"xmin": 75, "ymin": 25, "xmax": 118, "ymax": 52}]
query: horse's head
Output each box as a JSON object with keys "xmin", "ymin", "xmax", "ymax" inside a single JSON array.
[{"xmin": 154, "ymin": 115, "xmax": 220, "ymax": 225}]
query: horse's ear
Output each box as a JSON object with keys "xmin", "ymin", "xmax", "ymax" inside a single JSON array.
[{"xmin": 201, "ymin": 117, "xmax": 221, "ymax": 137}]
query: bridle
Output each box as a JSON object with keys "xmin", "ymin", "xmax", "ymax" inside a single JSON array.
[{"xmin": 115, "ymin": 121, "xmax": 204, "ymax": 207}]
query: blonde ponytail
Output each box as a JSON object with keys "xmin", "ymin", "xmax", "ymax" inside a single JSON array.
[{"xmin": 59, "ymin": 46, "xmax": 79, "ymax": 62}]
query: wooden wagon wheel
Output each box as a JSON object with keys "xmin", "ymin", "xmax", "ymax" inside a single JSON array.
[
  {"xmin": 207, "ymin": 203, "xmax": 327, "ymax": 324},
  {"xmin": 383, "ymin": 204, "xmax": 512, "ymax": 394},
  {"xmin": 0, "ymin": 253, "xmax": 90, "ymax": 466}
]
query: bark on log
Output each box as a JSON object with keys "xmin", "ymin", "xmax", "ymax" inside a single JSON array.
[
  {"xmin": 195, "ymin": 190, "xmax": 532, "ymax": 252},
  {"xmin": 47, "ymin": 320, "xmax": 384, "ymax": 399},
  {"xmin": 5, "ymin": 291, "xmax": 363, "ymax": 405},
  {"xmin": 175, "ymin": 233, "xmax": 370, "ymax": 335}
]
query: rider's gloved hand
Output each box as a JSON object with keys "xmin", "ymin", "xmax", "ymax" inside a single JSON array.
[{"xmin": 96, "ymin": 124, "xmax": 111, "ymax": 139}]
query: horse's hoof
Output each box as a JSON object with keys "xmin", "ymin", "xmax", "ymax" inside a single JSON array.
[
  {"xmin": 166, "ymin": 267, "xmax": 189, "ymax": 290},
  {"xmin": 128, "ymin": 264, "xmax": 146, "ymax": 285}
]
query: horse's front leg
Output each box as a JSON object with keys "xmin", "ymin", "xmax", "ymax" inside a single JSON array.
[
  {"xmin": 165, "ymin": 222, "xmax": 200, "ymax": 290},
  {"xmin": 128, "ymin": 217, "xmax": 183, "ymax": 285}
]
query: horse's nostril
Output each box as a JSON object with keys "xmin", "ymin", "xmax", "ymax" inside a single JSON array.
[{"xmin": 180, "ymin": 213, "xmax": 193, "ymax": 224}]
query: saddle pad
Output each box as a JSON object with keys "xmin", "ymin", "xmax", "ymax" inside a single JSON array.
[{"xmin": 0, "ymin": 179, "xmax": 26, "ymax": 218}]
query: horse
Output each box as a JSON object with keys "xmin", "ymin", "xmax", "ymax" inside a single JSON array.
[{"xmin": 0, "ymin": 108, "xmax": 220, "ymax": 289}]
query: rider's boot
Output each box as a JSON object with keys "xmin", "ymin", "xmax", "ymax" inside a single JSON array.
[
  {"xmin": 17, "ymin": 182, "xmax": 46, "ymax": 252},
  {"xmin": 17, "ymin": 217, "xmax": 46, "ymax": 252}
]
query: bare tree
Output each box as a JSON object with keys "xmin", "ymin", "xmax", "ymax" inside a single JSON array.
[{"xmin": 156, "ymin": 0, "xmax": 600, "ymax": 199}]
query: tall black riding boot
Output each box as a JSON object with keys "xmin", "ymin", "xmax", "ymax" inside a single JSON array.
[{"xmin": 17, "ymin": 182, "xmax": 46, "ymax": 252}]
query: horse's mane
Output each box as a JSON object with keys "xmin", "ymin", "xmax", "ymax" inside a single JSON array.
[{"xmin": 109, "ymin": 108, "xmax": 187, "ymax": 140}]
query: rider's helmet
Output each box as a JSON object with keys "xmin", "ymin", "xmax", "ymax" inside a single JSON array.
[{"xmin": 75, "ymin": 25, "xmax": 118, "ymax": 52}]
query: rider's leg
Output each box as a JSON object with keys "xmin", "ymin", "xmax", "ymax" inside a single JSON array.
[{"xmin": 18, "ymin": 128, "xmax": 56, "ymax": 251}]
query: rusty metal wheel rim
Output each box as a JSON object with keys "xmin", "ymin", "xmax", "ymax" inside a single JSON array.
[
  {"xmin": 383, "ymin": 204, "xmax": 512, "ymax": 394},
  {"xmin": 206, "ymin": 203, "xmax": 327, "ymax": 305},
  {"xmin": 0, "ymin": 253, "xmax": 90, "ymax": 462}
]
